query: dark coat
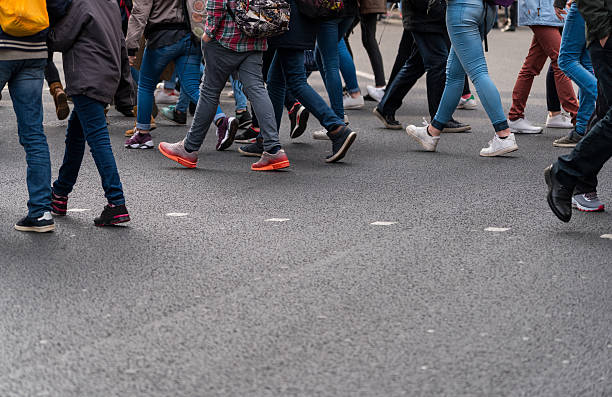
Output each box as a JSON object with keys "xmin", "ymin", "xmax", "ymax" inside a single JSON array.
[
  {"xmin": 360, "ymin": 0, "xmax": 386, "ymax": 14},
  {"xmin": 49, "ymin": 0, "xmax": 130, "ymax": 105},
  {"xmin": 578, "ymin": 0, "xmax": 612, "ymax": 46},
  {"xmin": 268, "ymin": 0, "xmax": 318, "ymax": 50},
  {"xmin": 402, "ymin": 0, "xmax": 446, "ymax": 33}
]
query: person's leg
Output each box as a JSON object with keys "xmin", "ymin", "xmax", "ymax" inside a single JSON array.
[
  {"xmin": 44, "ymin": 51, "xmax": 61, "ymax": 86},
  {"xmin": 266, "ymin": 50, "xmax": 288, "ymax": 129},
  {"xmin": 378, "ymin": 38, "xmax": 425, "ymax": 117},
  {"xmin": 52, "ymin": 110, "xmax": 86, "ymax": 198},
  {"xmin": 532, "ymin": 25, "xmax": 579, "ymax": 119},
  {"xmin": 546, "ymin": 63, "xmax": 561, "ymax": 113},
  {"xmin": 338, "ymin": 38, "xmax": 361, "ymax": 95},
  {"xmin": 316, "ymin": 19, "xmax": 345, "ymax": 119},
  {"xmin": 237, "ymin": 52, "xmax": 281, "ymax": 153},
  {"xmin": 175, "ymin": 84, "xmax": 191, "ymax": 113},
  {"xmin": 432, "ymin": 1, "xmax": 508, "ymax": 134},
  {"xmin": 462, "ymin": 76, "xmax": 471, "ymax": 96},
  {"xmin": 136, "ymin": 45, "xmax": 175, "ymax": 130},
  {"xmin": 70, "ymin": 95, "xmax": 125, "ymax": 205},
  {"xmin": 4, "ymin": 59, "xmax": 52, "ymax": 218},
  {"xmin": 558, "ymin": 2, "xmax": 597, "ymax": 135},
  {"xmin": 360, "ymin": 13, "xmax": 386, "ymax": 87},
  {"xmin": 508, "ymin": 31, "xmax": 548, "ymax": 121},
  {"xmin": 231, "ymin": 76, "xmax": 248, "ymax": 112},
  {"xmin": 389, "ymin": 29, "xmax": 413, "ymax": 85},
  {"xmin": 412, "ymin": 31, "xmax": 451, "ymax": 120},
  {"xmin": 184, "ymin": 41, "xmax": 234, "ymax": 151}
]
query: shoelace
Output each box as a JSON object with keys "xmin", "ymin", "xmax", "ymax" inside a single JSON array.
[
  {"xmin": 584, "ymin": 192, "xmax": 599, "ymax": 201},
  {"xmin": 421, "ymin": 117, "xmax": 430, "ymax": 127}
]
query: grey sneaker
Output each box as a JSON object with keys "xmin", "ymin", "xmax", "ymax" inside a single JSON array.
[
  {"xmin": 572, "ymin": 192, "xmax": 605, "ymax": 212},
  {"xmin": 553, "ymin": 129, "xmax": 583, "ymax": 148}
]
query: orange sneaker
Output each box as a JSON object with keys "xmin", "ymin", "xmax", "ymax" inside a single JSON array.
[
  {"xmin": 159, "ymin": 140, "xmax": 198, "ymax": 168},
  {"xmin": 251, "ymin": 149, "xmax": 290, "ymax": 171}
]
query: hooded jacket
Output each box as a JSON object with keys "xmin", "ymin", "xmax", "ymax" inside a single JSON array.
[
  {"xmin": 125, "ymin": 0, "xmax": 188, "ymax": 54},
  {"xmin": 48, "ymin": 0, "xmax": 131, "ymax": 104},
  {"xmin": 578, "ymin": 0, "xmax": 612, "ymax": 46}
]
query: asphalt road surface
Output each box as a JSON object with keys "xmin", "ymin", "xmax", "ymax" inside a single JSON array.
[{"xmin": 1, "ymin": 22, "xmax": 611, "ymax": 396}]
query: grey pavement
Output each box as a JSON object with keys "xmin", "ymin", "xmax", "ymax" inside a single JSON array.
[{"xmin": 0, "ymin": 23, "xmax": 611, "ymax": 396}]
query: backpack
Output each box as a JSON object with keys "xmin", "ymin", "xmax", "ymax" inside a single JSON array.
[
  {"xmin": 227, "ymin": 0, "xmax": 290, "ymax": 38},
  {"xmin": 0, "ymin": 0, "xmax": 49, "ymax": 37},
  {"xmin": 295, "ymin": 0, "xmax": 344, "ymax": 19},
  {"xmin": 185, "ymin": 0, "xmax": 206, "ymax": 38}
]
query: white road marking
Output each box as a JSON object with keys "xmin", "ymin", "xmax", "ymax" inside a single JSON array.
[
  {"xmin": 522, "ymin": 337, "xmax": 530, "ymax": 341},
  {"xmin": 485, "ymin": 227, "xmax": 510, "ymax": 232},
  {"xmin": 600, "ymin": 234, "xmax": 612, "ymax": 240},
  {"xmin": 370, "ymin": 221, "xmax": 398, "ymax": 226},
  {"xmin": 420, "ymin": 366, "xmax": 428, "ymax": 370},
  {"xmin": 39, "ymin": 339, "xmax": 48, "ymax": 345},
  {"xmin": 265, "ymin": 218, "xmax": 290, "ymax": 222},
  {"xmin": 356, "ymin": 70, "xmax": 375, "ymax": 80},
  {"xmin": 67, "ymin": 208, "xmax": 90, "ymax": 212},
  {"xmin": 426, "ymin": 329, "xmax": 435, "ymax": 334},
  {"xmin": 562, "ymin": 360, "xmax": 570, "ymax": 365},
  {"xmin": 166, "ymin": 212, "xmax": 188, "ymax": 217}
]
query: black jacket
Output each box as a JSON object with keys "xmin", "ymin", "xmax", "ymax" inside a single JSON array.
[
  {"xmin": 49, "ymin": 0, "xmax": 131, "ymax": 105},
  {"xmin": 578, "ymin": 0, "xmax": 612, "ymax": 46},
  {"xmin": 402, "ymin": 0, "xmax": 447, "ymax": 33},
  {"xmin": 268, "ymin": 0, "xmax": 318, "ymax": 50}
]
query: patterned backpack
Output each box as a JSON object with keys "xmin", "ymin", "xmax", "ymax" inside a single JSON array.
[
  {"xmin": 227, "ymin": 0, "xmax": 291, "ymax": 38},
  {"xmin": 185, "ymin": 0, "xmax": 207, "ymax": 38}
]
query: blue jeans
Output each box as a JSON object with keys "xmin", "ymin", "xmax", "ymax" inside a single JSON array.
[
  {"xmin": 267, "ymin": 49, "xmax": 344, "ymax": 131},
  {"xmin": 558, "ymin": 2, "xmax": 596, "ymax": 135},
  {"xmin": 53, "ymin": 95, "xmax": 125, "ymax": 206},
  {"xmin": 137, "ymin": 34, "xmax": 201, "ymax": 130},
  {"xmin": 230, "ymin": 75, "xmax": 248, "ymax": 111},
  {"xmin": 338, "ymin": 38, "xmax": 360, "ymax": 94},
  {"xmin": 432, "ymin": 0, "xmax": 509, "ymax": 132},
  {"xmin": 315, "ymin": 17, "xmax": 355, "ymax": 119},
  {"xmin": 0, "ymin": 58, "xmax": 51, "ymax": 218}
]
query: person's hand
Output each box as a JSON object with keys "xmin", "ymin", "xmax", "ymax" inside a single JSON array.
[
  {"xmin": 567, "ymin": 0, "xmax": 573, "ymax": 6},
  {"xmin": 202, "ymin": 33, "xmax": 211, "ymax": 43},
  {"xmin": 128, "ymin": 55, "xmax": 136, "ymax": 67},
  {"xmin": 554, "ymin": 7, "xmax": 567, "ymax": 20},
  {"xmin": 601, "ymin": 35, "xmax": 609, "ymax": 48}
]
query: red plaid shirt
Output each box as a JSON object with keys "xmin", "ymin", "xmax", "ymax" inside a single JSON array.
[{"xmin": 205, "ymin": 0, "xmax": 267, "ymax": 52}]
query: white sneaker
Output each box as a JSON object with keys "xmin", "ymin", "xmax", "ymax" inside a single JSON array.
[
  {"xmin": 508, "ymin": 118, "xmax": 543, "ymax": 134},
  {"xmin": 154, "ymin": 89, "xmax": 178, "ymax": 104},
  {"xmin": 479, "ymin": 133, "xmax": 518, "ymax": 157},
  {"xmin": 546, "ymin": 113, "xmax": 573, "ymax": 129},
  {"xmin": 366, "ymin": 85, "xmax": 385, "ymax": 103},
  {"xmin": 343, "ymin": 93, "xmax": 364, "ymax": 109},
  {"xmin": 312, "ymin": 129, "xmax": 330, "ymax": 140},
  {"xmin": 405, "ymin": 124, "xmax": 439, "ymax": 152},
  {"xmin": 457, "ymin": 94, "xmax": 478, "ymax": 110},
  {"xmin": 227, "ymin": 90, "xmax": 235, "ymax": 98}
]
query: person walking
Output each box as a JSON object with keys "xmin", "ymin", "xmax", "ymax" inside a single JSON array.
[
  {"xmin": 544, "ymin": 0, "xmax": 610, "ymax": 221},
  {"xmin": 405, "ymin": 0, "xmax": 518, "ymax": 156},
  {"xmin": 507, "ymin": 0, "xmax": 579, "ymax": 134},
  {"xmin": 1, "ymin": 0, "xmax": 70, "ymax": 232},
  {"xmin": 48, "ymin": 0, "xmax": 131, "ymax": 226},
  {"xmin": 372, "ymin": 0, "xmax": 471, "ymax": 133},
  {"xmin": 358, "ymin": 0, "xmax": 388, "ymax": 101}
]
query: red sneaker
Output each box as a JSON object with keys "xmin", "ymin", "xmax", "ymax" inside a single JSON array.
[
  {"xmin": 251, "ymin": 149, "xmax": 290, "ymax": 171},
  {"xmin": 158, "ymin": 140, "xmax": 198, "ymax": 168}
]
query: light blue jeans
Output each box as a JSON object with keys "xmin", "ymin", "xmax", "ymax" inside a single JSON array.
[
  {"xmin": 432, "ymin": 0, "xmax": 509, "ymax": 132},
  {"xmin": 558, "ymin": 2, "xmax": 596, "ymax": 135}
]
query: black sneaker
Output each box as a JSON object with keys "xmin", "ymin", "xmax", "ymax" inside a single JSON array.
[
  {"xmin": 160, "ymin": 105, "xmax": 187, "ymax": 125},
  {"xmin": 94, "ymin": 204, "xmax": 130, "ymax": 227},
  {"xmin": 553, "ymin": 129, "xmax": 583, "ymax": 148},
  {"xmin": 289, "ymin": 103, "xmax": 309, "ymax": 139},
  {"xmin": 14, "ymin": 211, "xmax": 55, "ymax": 233},
  {"xmin": 236, "ymin": 110, "xmax": 252, "ymax": 129},
  {"xmin": 51, "ymin": 191, "xmax": 68, "ymax": 216},
  {"xmin": 234, "ymin": 125, "xmax": 260, "ymax": 144},
  {"xmin": 325, "ymin": 125, "xmax": 357, "ymax": 163},
  {"xmin": 442, "ymin": 119, "xmax": 472, "ymax": 133},
  {"xmin": 373, "ymin": 107, "xmax": 402, "ymax": 130},
  {"xmin": 238, "ymin": 138, "xmax": 264, "ymax": 157},
  {"xmin": 116, "ymin": 106, "xmax": 135, "ymax": 117}
]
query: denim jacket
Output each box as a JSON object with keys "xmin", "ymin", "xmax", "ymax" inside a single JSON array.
[{"xmin": 518, "ymin": 0, "xmax": 565, "ymax": 26}]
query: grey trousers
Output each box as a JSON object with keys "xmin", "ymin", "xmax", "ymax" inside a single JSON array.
[{"xmin": 185, "ymin": 40, "xmax": 281, "ymax": 152}]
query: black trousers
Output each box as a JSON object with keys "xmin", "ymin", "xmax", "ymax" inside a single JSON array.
[
  {"xmin": 388, "ymin": 29, "xmax": 413, "ymax": 86},
  {"xmin": 359, "ymin": 13, "xmax": 386, "ymax": 87},
  {"xmin": 44, "ymin": 51, "xmax": 61, "ymax": 86},
  {"xmin": 554, "ymin": 40, "xmax": 612, "ymax": 194}
]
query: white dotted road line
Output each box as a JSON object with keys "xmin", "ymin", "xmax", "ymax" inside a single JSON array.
[
  {"xmin": 166, "ymin": 213, "xmax": 188, "ymax": 217},
  {"xmin": 67, "ymin": 208, "xmax": 90, "ymax": 212},
  {"xmin": 600, "ymin": 234, "xmax": 612, "ymax": 240},
  {"xmin": 370, "ymin": 221, "xmax": 398, "ymax": 226},
  {"xmin": 265, "ymin": 218, "xmax": 290, "ymax": 222},
  {"xmin": 484, "ymin": 227, "xmax": 510, "ymax": 232}
]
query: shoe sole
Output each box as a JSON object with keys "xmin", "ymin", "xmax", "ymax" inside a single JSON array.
[
  {"xmin": 373, "ymin": 108, "xmax": 402, "ymax": 130},
  {"xmin": 217, "ymin": 117, "xmax": 239, "ymax": 151},
  {"xmin": 546, "ymin": 124, "xmax": 574, "ymax": 129},
  {"xmin": 290, "ymin": 108, "xmax": 309, "ymax": 139},
  {"xmin": 510, "ymin": 127, "xmax": 543, "ymax": 134},
  {"xmin": 442, "ymin": 126, "xmax": 472, "ymax": 133},
  {"xmin": 95, "ymin": 214, "xmax": 131, "ymax": 227},
  {"xmin": 238, "ymin": 147, "xmax": 263, "ymax": 157},
  {"xmin": 479, "ymin": 144, "xmax": 518, "ymax": 157},
  {"xmin": 251, "ymin": 160, "xmax": 291, "ymax": 171},
  {"xmin": 126, "ymin": 143, "xmax": 154, "ymax": 149},
  {"xmin": 405, "ymin": 126, "xmax": 436, "ymax": 152},
  {"xmin": 544, "ymin": 166, "xmax": 571, "ymax": 222},
  {"xmin": 158, "ymin": 144, "xmax": 197, "ymax": 168},
  {"xmin": 552, "ymin": 142, "xmax": 578, "ymax": 148},
  {"xmin": 14, "ymin": 224, "xmax": 55, "ymax": 232},
  {"xmin": 457, "ymin": 104, "xmax": 477, "ymax": 110},
  {"xmin": 572, "ymin": 198, "xmax": 605, "ymax": 212},
  {"xmin": 325, "ymin": 131, "xmax": 357, "ymax": 163}
]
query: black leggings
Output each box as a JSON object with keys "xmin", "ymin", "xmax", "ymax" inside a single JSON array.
[{"xmin": 359, "ymin": 13, "xmax": 386, "ymax": 87}]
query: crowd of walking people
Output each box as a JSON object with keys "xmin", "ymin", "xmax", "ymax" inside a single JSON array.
[{"xmin": 0, "ymin": 0, "xmax": 610, "ymax": 232}]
